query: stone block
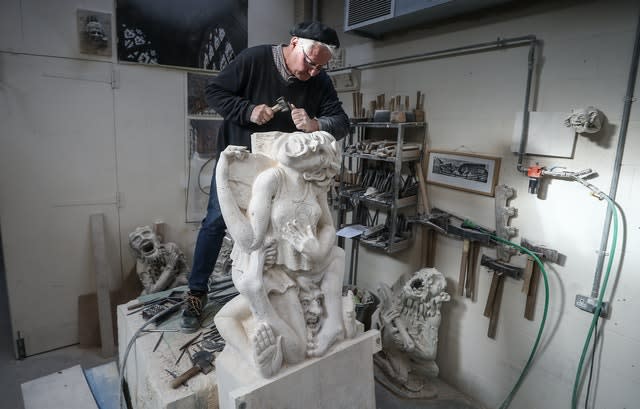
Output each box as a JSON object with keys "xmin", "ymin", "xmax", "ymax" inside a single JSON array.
[{"xmin": 217, "ymin": 330, "xmax": 381, "ymax": 409}]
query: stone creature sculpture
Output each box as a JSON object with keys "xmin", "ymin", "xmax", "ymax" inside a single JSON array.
[
  {"xmin": 128, "ymin": 226, "xmax": 189, "ymax": 295},
  {"xmin": 373, "ymin": 268, "xmax": 450, "ymax": 398},
  {"xmin": 564, "ymin": 106, "xmax": 603, "ymax": 134},
  {"xmin": 213, "ymin": 131, "xmax": 357, "ymax": 378}
]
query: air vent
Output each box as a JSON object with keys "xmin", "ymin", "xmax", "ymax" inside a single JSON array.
[
  {"xmin": 347, "ymin": 0, "xmax": 393, "ymax": 27},
  {"xmin": 345, "ymin": 0, "xmax": 513, "ymax": 38}
]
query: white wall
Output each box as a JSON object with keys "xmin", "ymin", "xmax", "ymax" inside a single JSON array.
[
  {"xmin": 0, "ymin": 0, "xmax": 295, "ymax": 354},
  {"xmin": 324, "ymin": 0, "xmax": 640, "ymax": 408}
]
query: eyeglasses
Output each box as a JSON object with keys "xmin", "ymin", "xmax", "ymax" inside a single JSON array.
[{"xmin": 301, "ymin": 48, "xmax": 326, "ymax": 72}]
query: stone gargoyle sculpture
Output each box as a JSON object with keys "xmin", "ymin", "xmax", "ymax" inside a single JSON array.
[
  {"xmin": 213, "ymin": 131, "xmax": 358, "ymax": 378},
  {"xmin": 564, "ymin": 106, "xmax": 603, "ymax": 134},
  {"xmin": 372, "ymin": 267, "xmax": 451, "ymax": 398},
  {"xmin": 128, "ymin": 225, "xmax": 189, "ymax": 295}
]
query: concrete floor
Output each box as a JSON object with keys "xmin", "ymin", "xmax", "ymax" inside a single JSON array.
[{"xmin": 0, "ymin": 236, "xmax": 113, "ymax": 409}]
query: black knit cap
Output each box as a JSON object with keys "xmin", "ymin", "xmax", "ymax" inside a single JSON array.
[{"xmin": 289, "ymin": 21, "xmax": 340, "ymax": 48}]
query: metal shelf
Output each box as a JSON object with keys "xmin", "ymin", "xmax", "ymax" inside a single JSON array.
[
  {"xmin": 342, "ymin": 151, "xmax": 421, "ymax": 162},
  {"xmin": 337, "ymin": 121, "xmax": 426, "ymax": 259}
]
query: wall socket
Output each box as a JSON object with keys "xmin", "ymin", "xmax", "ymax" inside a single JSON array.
[{"xmin": 575, "ymin": 294, "xmax": 609, "ymax": 318}]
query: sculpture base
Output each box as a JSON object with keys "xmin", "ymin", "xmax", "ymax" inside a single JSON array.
[
  {"xmin": 217, "ymin": 330, "xmax": 381, "ymax": 409},
  {"xmin": 374, "ymin": 364, "xmax": 438, "ymax": 399},
  {"xmin": 374, "ymin": 371, "xmax": 486, "ymax": 409}
]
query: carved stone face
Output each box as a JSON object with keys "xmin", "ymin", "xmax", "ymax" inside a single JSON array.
[
  {"xmin": 564, "ymin": 106, "xmax": 603, "ymax": 134},
  {"xmin": 128, "ymin": 226, "xmax": 160, "ymax": 260},
  {"xmin": 86, "ymin": 17, "xmax": 107, "ymax": 43},
  {"xmin": 404, "ymin": 269, "xmax": 444, "ymax": 301},
  {"xmin": 397, "ymin": 268, "xmax": 449, "ymax": 321},
  {"xmin": 299, "ymin": 285, "xmax": 325, "ymax": 335}
]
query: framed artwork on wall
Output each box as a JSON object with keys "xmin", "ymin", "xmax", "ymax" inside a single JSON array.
[
  {"xmin": 425, "ymin": 150, "xmax": 501, "ymax": 196},
  {"xmin": 116, "ymin": 0, "xmax": 247, "ymax": 70}
]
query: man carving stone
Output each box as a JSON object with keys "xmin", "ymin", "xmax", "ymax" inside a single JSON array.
[{"xmin": 213, "ymin": 131, "xmax": 356, "ymax": 378}]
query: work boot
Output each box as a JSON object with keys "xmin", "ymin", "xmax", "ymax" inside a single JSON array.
[{"xmin": 181, "ymin": 291, "xmax": 208, "ymax": 333}]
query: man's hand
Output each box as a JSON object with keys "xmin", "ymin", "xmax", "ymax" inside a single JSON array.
[
  {"xmin": 250, "ymin": 104, "xmax": 274, "ymax": 125},
  {"xmin": 291, "ymin": 104, "xmax": 319, "ymax": 132}
]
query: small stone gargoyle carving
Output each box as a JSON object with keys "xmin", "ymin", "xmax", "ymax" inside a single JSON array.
[
  {"xmin": 373, "ymin": 267, "xmax": 450, "ymax": 398},
  {"xmin": 213, "ymin": 131, "xmax": 358, "ymax": 378},
  {"xmin": 564, "ymin": 106, "xmax": 603, "ymax": 134},
  {"xmin": 128, "ymin": 225, "xmax": 189, "ymax": 295}
]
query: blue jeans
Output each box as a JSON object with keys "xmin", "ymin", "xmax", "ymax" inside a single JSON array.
[{"xmin": 188, "ymin": 172, "xmax": 227, "ymax": 293}]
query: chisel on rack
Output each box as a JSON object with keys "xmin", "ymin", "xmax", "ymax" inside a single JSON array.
[
  {"xmin": 520, "ymin": 239, "xmax": 559, "ymax": 320},
  {"xmin": 481, "ymin": 255, "xmax": 523, "ymax": 339},
  {"xmin": 465, "ymin": 241, "xmax": 480, "ymax": 300},
  {"xmin": 458, "ymin": 239, "xmax": 470, "ymax": 296}
]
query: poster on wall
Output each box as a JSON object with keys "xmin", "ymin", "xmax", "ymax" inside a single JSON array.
[{"xmin": 116, "ymin": 0, "xmax": 247, "ymax": 70}]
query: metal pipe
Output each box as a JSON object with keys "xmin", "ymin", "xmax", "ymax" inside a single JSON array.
[
  {"xmin": 590, "ymin": 10, "xmax": 640, "ymax": 298},
  {"xmin": 516, "ymin": 40, "xmax": 537, "ymax": 173},
  {"xmin": 334, "ymin": 35, "xmax": 538, "ymax": 176},
  {"xmin": 336, "ymin": 35, "xmax": 537, "ymax": 71}
]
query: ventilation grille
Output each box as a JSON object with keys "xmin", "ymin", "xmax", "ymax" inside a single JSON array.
[{"xmin": 347, "ymin": 0, "xmax": 393, "ymax": 27}]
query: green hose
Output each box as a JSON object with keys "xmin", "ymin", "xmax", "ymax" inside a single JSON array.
[
  {"xmin": 571, "ymin": 197, "xmax": 619, "ymax": 409},
  {"xmin": 462, "ymin": 220, "xmax": 550, "ymax": 409}
]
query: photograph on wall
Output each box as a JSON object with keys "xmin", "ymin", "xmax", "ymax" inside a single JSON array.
[
  {"xmin": 116, "ymin": 0, "xmax": 247, "ymax": 70},
  {"xmin": 426, "ymin": 150, "xmax": 501, "ymax": 196},
  {"xmin": 186, "ymin": 119, "xmax": 223, "ymax": 222},
  {"xmin": 77, "ymin": 9, "xmax": 112, "ymax": 56}
]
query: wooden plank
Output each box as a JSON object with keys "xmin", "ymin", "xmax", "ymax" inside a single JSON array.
[
  {"xmin": 21, "ymin": 365, "xmax": 99, "ymax": 409},
  {"xmin": 84, "ymin": 362, "xmax": 120, "ymax": 409},
  {"xmin": 90, "ymin": 213, "xmax": 115, "ymax": 357}
]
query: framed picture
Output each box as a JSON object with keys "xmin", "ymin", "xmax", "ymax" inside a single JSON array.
[{"xmin": 426, "ymin": 150, "xmax": 501, "ymax": 196}]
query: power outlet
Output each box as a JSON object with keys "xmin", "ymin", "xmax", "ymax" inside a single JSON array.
[{"xmin": 575, "ymin": 294, "xmax": 609, "ymax": 318}]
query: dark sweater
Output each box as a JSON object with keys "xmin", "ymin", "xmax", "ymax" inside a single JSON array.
[{"xmin": 205, "ymin": 45, "xmax": 349, "ymax": 152}]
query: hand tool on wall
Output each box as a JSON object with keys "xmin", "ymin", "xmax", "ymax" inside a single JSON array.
[
  {"xmin": 271, "ymin": 96, "xmax": 291, "ymax": 113},
  {"xmin": 170, "ymin": 350, "xmax": 215, "ymax": 388},
  {"xmin": 466, "ymin": 241, "xmax": 481, "ymax": 299},
  {"xmin": 458, "ymin": 239, "xmax": 470, "ymax": 296},
  {"xmin": 520, "ymin": 239, "xmax": 560, "ymax": 320},
  {"xmin": 457, "ymin": 236, "xmax": 481, "ymax": 300},
  {"xmin": 481, "ymin": 255, "xmax": 524, "ymax": 338},
  {"xmin": 444, "ymin": 217, "xmax": 490, "ymax": 300}
]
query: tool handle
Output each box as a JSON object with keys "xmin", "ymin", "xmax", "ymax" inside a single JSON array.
[
  {"xmin": 524, "ymin": 264, "xmax": 541, "ymax": 320},
  {"xmin": 521, "ymin": 257, "xmax": 535, "ymax": 293},
  {"xmin": 458, "ymin": 240, "xmax": 470, "ymax": 296},
  {"xmin": 171, "ymin": 366, "xmax": 200, "ymax": 388},
  {"xmin": 487, "ymin": 275, "xmax": 505, "ymax": 339},
  {"xmin": 483, "ymin": 273, "xmax": 500, "ymax": 318},
  {"xmin": 466, "ymin": 242, "xmax": 480, "ymax": 300}
]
